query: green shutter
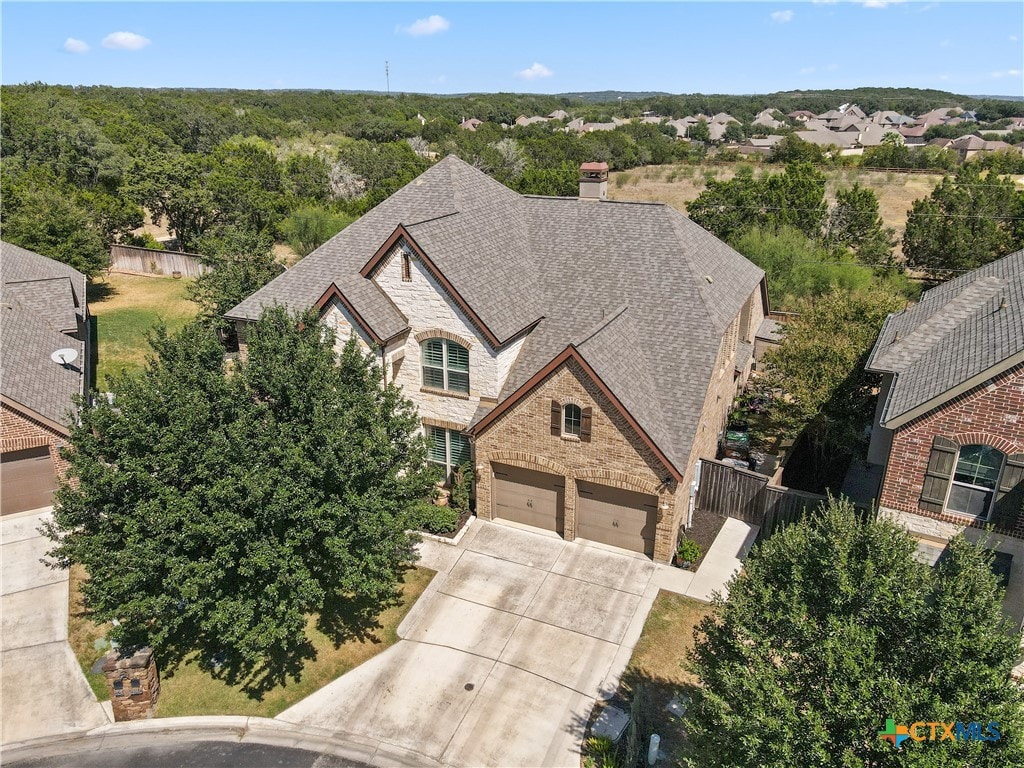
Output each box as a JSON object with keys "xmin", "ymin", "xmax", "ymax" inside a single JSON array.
[
  {"xmin": 450, "ymin": 432, "xmax": 471, "ymax": 466},
  {"xmin": 919, "ymin": 436, "xmax": 958, "ymax": 514},
  {"xmin": 427, "ymin": 426, "xmax": 448, "ymax": 465}
]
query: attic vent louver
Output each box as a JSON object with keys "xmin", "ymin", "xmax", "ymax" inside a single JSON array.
[{"xmin": 704, "ymin": 275, "xmax": 714, "ymax": 284}]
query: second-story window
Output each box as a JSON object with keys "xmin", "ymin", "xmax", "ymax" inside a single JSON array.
[
  {"xmin": 563, "ymin": 404, "xmax": 582, "ymax": 437},
  {"xmin": 422, "ymin": 338, "xmax": 470, "ymax": 393}
]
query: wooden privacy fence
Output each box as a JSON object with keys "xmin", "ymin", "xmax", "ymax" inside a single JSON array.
[
  {"xmin": 109, "ymin": 245, "xmax": 209, "ymax": 278},
  {"xmin": 695, "ymin": 458, "xmax": 874, "ymax": 541}
]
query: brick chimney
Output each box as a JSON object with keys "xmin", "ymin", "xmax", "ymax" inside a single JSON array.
[{"xmin": 579, "ymin": 162, "xmax": 608, "ymax": 200}]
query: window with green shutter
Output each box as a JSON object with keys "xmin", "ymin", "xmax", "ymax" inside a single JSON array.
[
  {"xmin": 425, "ymin": 425, "xmax": 471, "ymax": 478},
  {"xmin": 421, "ymin": 339, "xmax": 470, "ymax": 393}
]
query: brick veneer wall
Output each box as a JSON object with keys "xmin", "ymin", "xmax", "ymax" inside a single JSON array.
[
  {"xmin": 1, "ymin": 404, "xmax": 70, "ymax": 479},
  {"xmin": 473, "ymin": 358, "xmax": 680, "ymax": 561},
  {"xmin": 878, "ymin": 362, "xmax": 1024, "ymax": 536}
]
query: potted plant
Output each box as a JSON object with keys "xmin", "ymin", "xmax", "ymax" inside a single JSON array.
[{"xmin": 676, "ymin": 537, "xmax": 702, "ymax": 569}]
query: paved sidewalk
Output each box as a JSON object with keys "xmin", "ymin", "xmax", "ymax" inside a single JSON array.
[
  {"xmin": 278, "ymin": 520, "xmax": 659, "ymax": 768},
  {"xmin": 1, "ymin": 508, "xmax": 109, "ymax": 746},
  {"xmin": 684, "ymin": 517, "xmax": 759, "ymax": 602}
]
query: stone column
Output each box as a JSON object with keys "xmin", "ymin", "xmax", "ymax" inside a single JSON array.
[{"xmin": 102, "ymin": 647, "xmax": 160, "ymax": 721}]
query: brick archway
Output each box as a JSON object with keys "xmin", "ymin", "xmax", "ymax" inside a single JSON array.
[{"xmin": 951, "ymin": 432, "xmax": 1022, "ymax": 455}]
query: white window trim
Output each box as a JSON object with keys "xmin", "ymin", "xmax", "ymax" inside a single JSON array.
[
  {"xmin": 562, "ymin": 403, "xmax": 582, "ymax": 437},
  {"xmin": 427, "ymin": 425, "xmax": 470, "ymax": 477},
  {"xmin": 421, "ymin": 339, "xmax": 470, "ymax": 394}
]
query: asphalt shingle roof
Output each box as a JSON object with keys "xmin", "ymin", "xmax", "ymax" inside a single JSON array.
[
  {"xmin": 867, "ymin": 250, "xmax": 1024, "ymax": 425},
  {"xmin": 227, "ymin": 156, "xmax": 765, "ymax": 474},
  {"xmin": 1, "ymin": 241, "xmax": 87, "ymax": 429}
]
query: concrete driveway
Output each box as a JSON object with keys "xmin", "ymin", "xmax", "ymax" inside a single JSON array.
[
  {"xmin": 278, "ymin": 521, "xmax": 660, "ymax": 767},
  {"xmin": 1, "ymin": 508, "xmax": 108, "ymax": 745}
]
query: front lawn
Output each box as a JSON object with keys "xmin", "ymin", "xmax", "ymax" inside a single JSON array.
[
  {"xmin": 88, "ymin": 273, "xmax": 198, "ymax": 384},
  {"xmin": 68, "ymin": 565, "xmax": 435, "ymax": 718},
  {"xmin": 595, "ymin": 591, "xmax": 714, "ymax": 765}
]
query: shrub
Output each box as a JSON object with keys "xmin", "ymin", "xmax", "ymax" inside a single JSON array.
[
  {"xmin": 677, "ymin": 538, "xmax": 702, "ymax": 564},
  {"xmin": 406, "ymin": 500, "xmax": 460, "ymax": 535},
  {"xmin": 449, "ymin": 462, "xmax": 474, "ymax": 518},
  {"xmin": 584, "ymin": 736, "xmax": 618, "ymax": 768}
]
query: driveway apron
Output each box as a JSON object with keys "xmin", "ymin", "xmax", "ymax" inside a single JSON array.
[
  {"xmin": 278, "ymin": 521, "xmax": 657, "ymax": 767},
  {"xmin": 1, "ymin": 508, "xmax": 109, "ymax": 745}
]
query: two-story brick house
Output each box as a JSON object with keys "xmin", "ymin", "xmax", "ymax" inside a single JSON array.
[
  {"xmin": 866, "ymin": 250, "xmax": 1024, "ymax": 562},
  {"xmin": 227, "ymin": 157, "xmax": 767, "ymax": 562},
  {"xmin": 1, "ymin": 241, "xmax": 90, "ymax": 515}
]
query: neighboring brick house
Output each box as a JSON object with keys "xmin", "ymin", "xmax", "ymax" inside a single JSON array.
[
  {"xmin": 227, "ymin": 157, "xmax": 767, "ymax": 562},
  {"xmin": 1, "ymin": 241, "xmax": 90, "ymax": 515},
  {"xmin": 866, "ymin": 251, "xmax": 1024, "ymax": 555}
]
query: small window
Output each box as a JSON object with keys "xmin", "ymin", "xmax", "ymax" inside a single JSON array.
[
  {"xmin": 946, "ymin": 444, "xmax": 1004, "ymax": 519},
  {"xmin": 421, "ymin": 339, "xmax": 470, "ymax": 393},
  {"xmin": 426, "ymin": 425, "xmax": 471, "ymax": 478},
  {"xmin": 563, "ymin": 404, "xmax": 582, "ymax": 437}
]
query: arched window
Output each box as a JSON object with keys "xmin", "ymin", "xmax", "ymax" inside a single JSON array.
[
  {"xmin": 421, "ymin": 339, "xmax": 470, "ymax": 393},
  {"xmin": 947, "ymin": 444, "xmax": 1004, "ymax": 518},
  {"xmin": 563, "ymin": 404, "xmax": 582, "ymax": 437}
]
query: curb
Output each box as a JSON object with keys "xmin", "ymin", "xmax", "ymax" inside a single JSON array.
[{"xmin": 0, "ymin": 716, "xmax": 444, "ymax": 768}]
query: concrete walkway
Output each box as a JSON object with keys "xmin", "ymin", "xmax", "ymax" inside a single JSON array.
[
  {"xmin": 278, "ymin": 520, "xmax": 660, "ymax": 767},
  {"xmin": 683, "ymin": 518, "xmax": 760, "ymax": 603},
  {"xmin": 1, "ymin": 508, "xmax": 109, "ymax": 746}
]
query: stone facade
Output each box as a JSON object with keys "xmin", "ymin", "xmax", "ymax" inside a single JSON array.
[
  {"xmin": 1, "ymin": 403, "xmax": 70, "ymax": 479},
  {"xmin": 473, "ymin": 357, "xmax": 680, "ymax": 561},
  {"xmin": 373, "ymin": 246, "xmax": 525, "ymax": 430},
  {"xmin": 101, "ymin": 647, "xmax": 160, "ymax": 721},
  {"xmin": 878, "ymin": 362, "xmax": 1024, "ymax": 537}
]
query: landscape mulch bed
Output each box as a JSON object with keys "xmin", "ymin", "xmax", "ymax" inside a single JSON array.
[{"xmin": 680, "ymin": 511, "xmax": 728, "ymax": 572}]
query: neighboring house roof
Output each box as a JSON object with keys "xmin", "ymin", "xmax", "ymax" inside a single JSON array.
[
  {"xmin": 899, "ymin": 124, "xmax": 929, "ymax": 139},
  {"xmin": 228, "ymin": 156, "xmax": 765, "ymax": 478},
  {"xmin": 710, "ymin": 112, "xmax": 738, "ymax": 125},
  {"xmin": 755, "ymin": 318, "xmax": 783, "ymax": 343},
  {"xmin": 548, "ymin": 110, "xmax": 570, "ymax": 120},
  {"xmin": 796, "ymin": 128, "xmax": 859, "ymax": 148},
  {"xmin": 515, "ymin": 115, "xmax": 550, "ymax": 126},
  {"xmin": 459, "ymin": 118, "xmax": 483, "ymax": 131},
  {"xmin": 752, "ymin": 110, "xmax": 785, "ymax": 130},
  {"xmin": 1, "ymin": 241, "xmax": 88, "ymax": 432},
  {"xmin": 857, "ymin": 124, "xmax": 901, "ymax": 147},
  {"xmin": 949, "ymin": 135, "xmax": 1012, "ymax": 153},
  {"xmin": 746, "ymin": 136, "xmax": 785, "ymax": 148},
  {"xmin": 788, "ymin": 110, "xmax": 817, "ymax": 120},
  {"xmin": 866, "ymin": 250, "xmax": 1024, "ymax": 428}
]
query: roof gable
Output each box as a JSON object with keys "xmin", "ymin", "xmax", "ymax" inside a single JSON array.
[{"xmin": 868, "ymin": 250, "xmax": 1024, "ymax": 426}]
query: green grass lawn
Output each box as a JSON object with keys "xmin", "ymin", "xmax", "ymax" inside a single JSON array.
[
  {"xmin": 68, "ymin": 566, "xmax": 435, "ymax": 718},
  {"xmin": 88, "ymin": 273, "xmax": 198, "ymax": 384}
]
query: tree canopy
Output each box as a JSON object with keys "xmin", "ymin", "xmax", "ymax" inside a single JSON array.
[
  {"xmin": 686, "ymin": 497, "xmax": 1024, "ymax": 768},
  {"xmin": 44, "ymin": 307, "xmax": 436, "ymax": 694},
  {"xmin": 903, "ymin": 164, "xmax": 1024, "ymax": 279}
]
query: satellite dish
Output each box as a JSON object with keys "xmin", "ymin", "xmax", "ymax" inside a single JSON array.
[{"xmin": 50, "ymin": 348, "xmax": 79, "ymax": 366}]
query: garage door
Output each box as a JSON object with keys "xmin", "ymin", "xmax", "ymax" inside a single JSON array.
[
  {"xmin": 492, "ymin": 463, "xmax": 564, "ymax": 535},
  {"xmin": 1, "ymin": 446, "xmax": 58, "ymax": 516},
  {"xmin": 576, "ymin": 481, "xmax": 659, "ymax": 557}
]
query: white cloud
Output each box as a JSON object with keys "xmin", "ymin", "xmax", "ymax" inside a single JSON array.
[
  {"xmin": 799, "ymin": 66, "xmax": 816, "ymax": 75},
  {"xmin": 1010, "ymin": 35, "xmax": 1019, "ymax": 42},
  {"xmin": 63, "ymin": 37, "xmax": 89, "ymax": 54},
  {"xmin": 517, "ymin": 62, "xmax": 553, "ymax": 80},
  {"xmin": 399, "ymin": 15, "xmax": 450, "ymax": 37},
  {"xmin": 861, "ymin": 0, "xmax": 904, "ymax": 8},
  {"xmin": 991, "ymin": 69, "xmax": 1022, "ymax": 79},
  {"xmin": 102, "ymin": 31, "xmax": 151, "ymax": 50},
  {"xmin": 771, "ymin": 10, "xmax": 794, "ymax": 23}
]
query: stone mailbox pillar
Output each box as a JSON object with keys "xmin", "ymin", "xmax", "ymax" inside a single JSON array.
[{"xmin": 102, "ymin": 647, "xmax": 160, "ymax": 721}]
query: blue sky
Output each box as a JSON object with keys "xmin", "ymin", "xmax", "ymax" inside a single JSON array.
[{"xmin": 2, "ymin": 2, "xmax": 1022, "ymax": 96}]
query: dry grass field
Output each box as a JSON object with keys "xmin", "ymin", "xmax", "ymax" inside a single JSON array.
[{"xmin": 608, "ymin": 163, "xmax": 944, "ymax": 257}]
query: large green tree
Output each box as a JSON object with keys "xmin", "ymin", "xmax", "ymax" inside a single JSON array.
[
  {"xmin": 188, "ymin": 227, "xmax": 285, "ymax": 323},
  {"xmin": 686, "ymin": 497, "xmax": 1024, "ymax": 768},
  {"xmin": 44, "ymin": 308, "xmax": 435, "ymax": 692},
  {"xmin": 824, "ymin": 183, "xmax": 896, "ymax": 265},
  {"xmin": 903, "ymin": 165, "xmax": 1024, "ymax": 279},
  {"xmin": 753, "ymin": 286, "xmax": 906, "ymax": 470}
]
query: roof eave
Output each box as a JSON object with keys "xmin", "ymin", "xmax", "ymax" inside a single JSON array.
[
  {"xmin": 0, "ymin": 394, "xmax": 71, "ymax": 437},
  {"xmin": 881, "ymin": 350, "xmax": 1024, "ymax": 430}
]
